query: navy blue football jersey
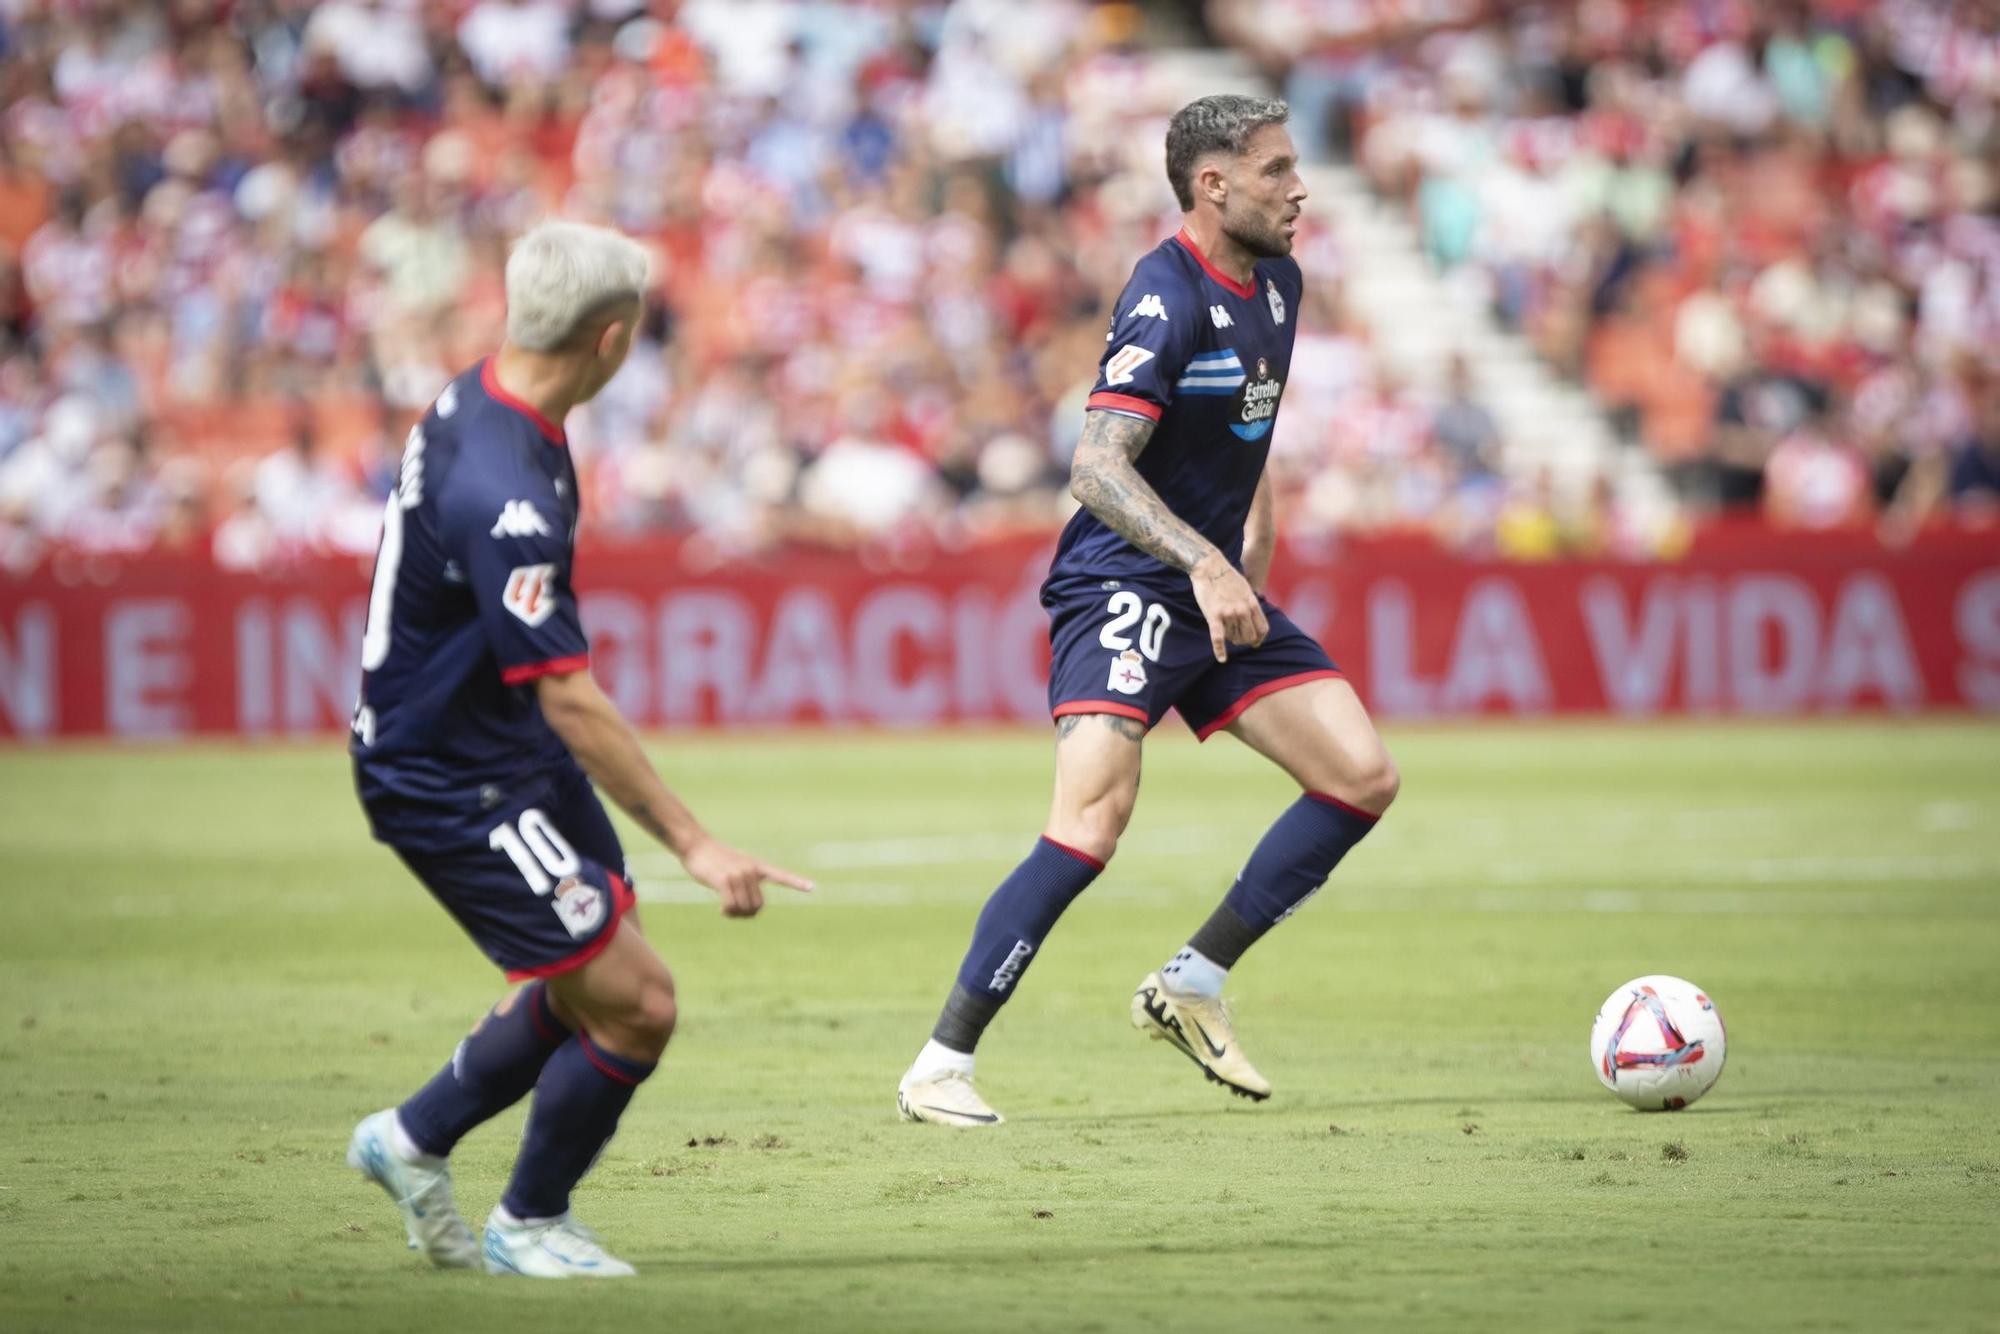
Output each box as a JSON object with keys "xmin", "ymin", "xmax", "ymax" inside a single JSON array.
[
  {"xmin": 1049, "ymin": 230, "xmax": 1302, "ymax": 582},
  {"xmin": 350, "ymin": 358, "xmax": 591, "ymax": 850}
]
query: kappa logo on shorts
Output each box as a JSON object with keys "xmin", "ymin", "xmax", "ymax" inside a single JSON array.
[
  {"xmin": 502, "ymin": 563, "xmax": 559, "ymax": 627},
  {"xmin": 1108, "ymin": 649, "xmax": 1148, "ymax": 695},
  {"xmin": 550, "ymin": 876, "xmax": 605, "ymax": 939}
]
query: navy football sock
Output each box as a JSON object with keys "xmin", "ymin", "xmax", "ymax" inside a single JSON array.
[
  {"xmin": 397, "ymin": 982, "xmax": 570, "ymax": 1158},
  {"xmin": 1180, "ymin": 793, "xmax": 1380, "ymax": 972},
  {"xmin": 500, "ymin": 1032, "xmax": 656, "ymax": 1221},
  {"xmin": 930, "ymin": 836, "xmax": 1105, "ymax": 1053}
]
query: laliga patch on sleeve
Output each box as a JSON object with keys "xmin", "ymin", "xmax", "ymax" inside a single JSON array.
[
  {"xmin": 503, "ymin": 563, "xmax": 559, "ymax": 627},
  {"xmin": 1104, "ymin": 344, "xmax": 1155, "ymax": 386}
]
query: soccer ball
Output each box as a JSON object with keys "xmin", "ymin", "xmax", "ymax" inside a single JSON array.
[{"xmin": 1589, "ymin": 975, "xmax": 1726, "ymax": 1111}]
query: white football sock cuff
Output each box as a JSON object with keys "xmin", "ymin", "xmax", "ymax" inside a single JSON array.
[
  {"xmin": 1161, "ymin": 946, "xmax": 1227, "ymax": 999},
  {"xmin": 910, "ymin": 1037, "xmax": 976, "ymax": 1080}
]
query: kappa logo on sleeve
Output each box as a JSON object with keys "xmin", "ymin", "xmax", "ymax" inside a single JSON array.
[
  {"xmin": 502, "ymin": 563, "xmax": 560, "ymax": 627},
  {"xmin": 1127, "ymin": 293, "xmax": 1168, "ymax": 321},
  {"xmin": 1104, "ymin": 344, "xmax": 1156, "ymax": 386},
  {"xmin": 491, "ymin": 500, "xmax": 552, "ymax": 539}
]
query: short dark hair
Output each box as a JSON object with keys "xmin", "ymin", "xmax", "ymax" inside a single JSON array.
[{"xmin": 1164, "ymin": 94, "xmax": 1291, "ymax": 211}]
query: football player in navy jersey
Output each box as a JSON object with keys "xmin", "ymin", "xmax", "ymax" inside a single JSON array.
[
  {"xmin": 898, "ymin": 96, "xmax": 1400, "ymax": 1126},
  {"xmin": 345, "ymin": 221, "xmax": 811, "ymax": 1277}
]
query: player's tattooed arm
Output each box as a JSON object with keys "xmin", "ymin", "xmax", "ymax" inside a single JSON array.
[
  {"xmin": 1070, "ymin": 409, "xmax": 1270, "ymax": 661},
  {"xmin": 1068, "ymin": 410, "xmax": 1218, "ymax": 574}
]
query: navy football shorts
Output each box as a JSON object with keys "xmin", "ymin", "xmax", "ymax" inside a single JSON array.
[
  {"xmin": 1044, "ymin": 573, "xmax": 1343, "ymax": 739},
  {"xmin": 386, "ymin": 766, "xmax": 637, "ymax": 982}
]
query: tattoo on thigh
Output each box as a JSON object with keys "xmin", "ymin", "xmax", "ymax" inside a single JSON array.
[{"xmin": 1055, "ymin": 713, "xmax": 1146, "ymax": 742}]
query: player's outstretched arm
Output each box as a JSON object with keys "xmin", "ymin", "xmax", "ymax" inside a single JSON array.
[
  {"xmin": 535, "ymin": 669, "xmax": 813, "ymax": 917},
  {"xmin": 1070, "ymin": 408, "xmax": 1269, "ymax": 661},
  {"xmin": 1241, "ymin": 469, "xmax": 1275, "ymax": 595}
]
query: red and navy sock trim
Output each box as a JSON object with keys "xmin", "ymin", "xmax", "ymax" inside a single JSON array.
[
  {"xmin": 1039, "ymin": 835, "xmax": 1106, "ymax": 873},
  {"xmin": 1306, "ymin": 791, "xmax": 1382, "ymax": 823},
  {"xmin": 576, "ymin": 1030, "xmax": 656, "ymax": 1085}
]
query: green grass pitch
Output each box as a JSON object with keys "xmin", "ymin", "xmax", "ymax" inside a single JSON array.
[{"xmin": 2, "ymin": 721, "xmax": 1997, "ymax": 1332}]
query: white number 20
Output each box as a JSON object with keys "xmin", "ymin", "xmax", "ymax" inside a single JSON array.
[
  {"xmin": 488, "ymin": 808, "xmax": 580, "ymax": 895},
  {"xmin": 1098, "ymin": 591, "xmax": 1171, "ymax": 661}
]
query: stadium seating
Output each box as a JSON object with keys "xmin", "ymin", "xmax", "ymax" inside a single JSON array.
[{"xmin": 0, "ymin": 0, "xmax": 1992, "ymax": 577}]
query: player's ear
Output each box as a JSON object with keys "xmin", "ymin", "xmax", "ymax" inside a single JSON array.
[
  {"xmin": 596, "ymin": 316, "xmax": 627, "ymax": 359},
  {"xmin": 1198, "ymin": 158, "xmax": 1228, "ymax": 208},
  {"xmin": 595, "ymin": 296, "xmax": 643, "ymax": 359}
]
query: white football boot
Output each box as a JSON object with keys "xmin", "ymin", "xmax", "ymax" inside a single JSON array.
[
  {"xmin": 482, "ymin": 1209, "xmax": 638, "ymax": 1278},
  {"xmin": 897, "ymin": 1068, "xmax": 1005, "ymax": 1127},
  {"xmin": 1131, "ymin": 972, "xmax": 1272, "ymax": 1101},
  {"xmin": 345, "ymin": 1109, "xmax": 480, "ymax": 1268}
]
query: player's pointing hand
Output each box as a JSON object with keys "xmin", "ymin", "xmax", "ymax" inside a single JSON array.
[
  {"xmin": 681, "ymin": 835, "xmax": 815, "ymax": 918},
  {"xmin": 1191, "ymin": 553, "xmax": 1270, "ymax": 663}
]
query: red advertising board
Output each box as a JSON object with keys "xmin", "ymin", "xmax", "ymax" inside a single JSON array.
[{"xmin": 1, "ymin": 533, "xmax": 1995, "ymax": 739}]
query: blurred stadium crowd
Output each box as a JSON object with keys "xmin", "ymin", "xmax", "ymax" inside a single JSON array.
[
  {"xmin": 1225, "ymin": 0, "xmax": 2000, "ymax": 537},
  {"xmin": 0, "ymin": 0, "xmax": 1995, "ymax": 574}
]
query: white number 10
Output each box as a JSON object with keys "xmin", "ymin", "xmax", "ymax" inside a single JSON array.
[{"xmin": 488, "ymin": 808, "xmax": 580, "ymax": 894}]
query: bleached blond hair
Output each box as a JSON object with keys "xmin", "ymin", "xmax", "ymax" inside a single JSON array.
[{"xmin": 503, "ymin": 221, "xmax": 651, "ymax": 352}]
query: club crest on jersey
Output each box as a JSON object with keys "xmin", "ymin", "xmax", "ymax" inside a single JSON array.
[
  {"xmin": 502, "ymin": 563, "xmax": 559, "ymax": 627},
  {"xmin": 1266, "ymin": 279, "xmax": 1286, "ymax": 325},
  {"xmin": 491, "ymin": 500, "xmax": 552, "ymax": 539},
  {"xmin": 550, "ymin": 876, "xmax": 605, "ymax": 938},
  {"xmin": 1128, "ymin": 293, "xmax": 1168, "ymax": 321},
  {"xmin": 1230, "ymin": 355, "xmax": 1282, "ymax": 441},
  {"xmin": 1108, "ymin": 649, "xmax": 1148, "ymax": 695},
  {"xmin": 1104, "ymin": 344, "xmax": 1155, "ymax": 387}
]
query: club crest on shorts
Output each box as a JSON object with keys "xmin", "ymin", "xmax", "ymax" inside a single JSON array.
[
  {"xmin": 551, "ymin": 876, "xmax": 605, "ymax": 938},
  {"xmin": 1107, "ymin": 649, "xmax": 1148, "ymax": 695}
]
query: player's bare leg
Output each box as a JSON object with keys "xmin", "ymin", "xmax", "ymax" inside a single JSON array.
[
  {"xmin": 481, "ymin": 922, "xmax": 674, "ymax": 1278},
  {"xmin": 1137, "ymin": 677, "xmax": 1398, "ymax": 1100},
  {"xmin": 1223, "ymin": 677, "xmax": 1399, "ymax": 812},
  {"xmin": 1043, "ymin": 712, "xmax": 1146, "ymax": 862},
  {"xmin": 899, "ymin": 714, "xmax": 1144, "ymax": 1125}
]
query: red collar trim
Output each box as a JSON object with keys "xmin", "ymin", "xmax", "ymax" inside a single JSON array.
[
  {"xmin": 480, "ymin": 357, "xmax": 567, "ymax": 446},
  {"xmin": 1176, "ymin": 228, "xmax": 1258, "ymax": 299}
]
